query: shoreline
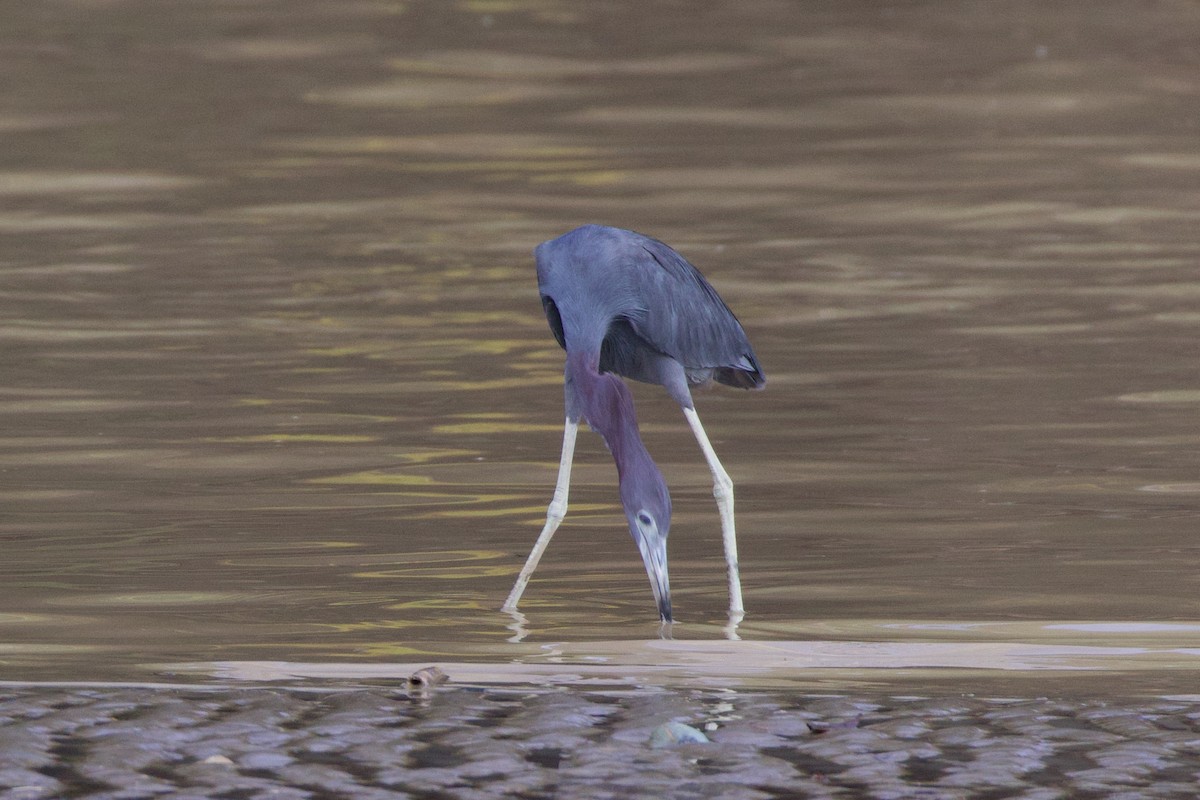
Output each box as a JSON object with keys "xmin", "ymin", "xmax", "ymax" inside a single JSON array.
[{"xmin": 3, "ymin": 681, "xmax": 1200, "ymax": 798}]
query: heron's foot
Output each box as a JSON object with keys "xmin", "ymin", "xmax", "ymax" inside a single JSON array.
[{"xmin": 723, "ymin": 609, "xmax": 744, "ymax": 641}]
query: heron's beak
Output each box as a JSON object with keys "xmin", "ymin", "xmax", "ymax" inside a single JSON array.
[{"xmin": 636, "ymin": 534, "xmax": 672, "ymax": 622}]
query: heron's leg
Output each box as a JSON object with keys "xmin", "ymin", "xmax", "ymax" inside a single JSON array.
[
  {"xmin": 503, "ymin": 418, "xmax": 579, "ymax": 611},
  {"xmin": 682, "ymin": 406, "xmax": 744, "ymax": 615}
]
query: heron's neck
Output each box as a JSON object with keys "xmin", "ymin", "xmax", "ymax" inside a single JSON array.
[{"xmin": 567, "ymin": 351, "xmax": 657, "ymax": 483}]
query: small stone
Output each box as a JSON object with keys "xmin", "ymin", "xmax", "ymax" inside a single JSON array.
[{"xmin": 648, "ymin": 722, "xmax": 709, "ymax": 748}]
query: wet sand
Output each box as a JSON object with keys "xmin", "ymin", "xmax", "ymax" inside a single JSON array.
[{"xmin": 4, "ymin": 683, "xmax": 1200, "ymax": 799}]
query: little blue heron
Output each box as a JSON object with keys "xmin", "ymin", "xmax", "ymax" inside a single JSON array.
[{"xmin": 502, "ymin": 224, "xmax": 765, "ymax": 622}]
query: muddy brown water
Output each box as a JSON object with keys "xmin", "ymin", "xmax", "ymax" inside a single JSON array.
[{"xmin": 1, "ymin": 0, "xmax": 1199, "ymax": 693}]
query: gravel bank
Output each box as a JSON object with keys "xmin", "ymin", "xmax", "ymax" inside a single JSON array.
[{"xmin": 3, "ymin": 684, "xmax": 1200, "ymax": 798}]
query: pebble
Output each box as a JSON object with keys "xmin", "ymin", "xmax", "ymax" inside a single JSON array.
[
  {"xmin": 648, "ymin": 721, "xmax": 709, "ymax": 748},
  {"xmin": 1, "ymin": 687, "xmax": 1199, "ymax": 797}
]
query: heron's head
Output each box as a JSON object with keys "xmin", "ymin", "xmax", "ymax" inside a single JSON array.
[{"xmin": 620, "ymin": 466, "xmax": 672, "ymax": 622}]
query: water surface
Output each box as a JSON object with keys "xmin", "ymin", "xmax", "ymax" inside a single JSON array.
[{"xmin": 2, "ymin": 0, "xmax": 1199, "ymax": 690}]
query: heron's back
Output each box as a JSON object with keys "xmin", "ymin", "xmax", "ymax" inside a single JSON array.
[{"xmin": 536, "ymin": 225, "xmax": 765, "ymax": 391}]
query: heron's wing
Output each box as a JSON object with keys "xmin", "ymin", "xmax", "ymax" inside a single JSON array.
[{"xmin": 623, "ymin": 238, "xmax": 765, "ymax": 389}]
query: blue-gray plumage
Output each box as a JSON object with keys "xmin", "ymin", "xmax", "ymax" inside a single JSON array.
[{"xmin": 503, "ymin": 224, "xmax": 765, "ymax": 622}]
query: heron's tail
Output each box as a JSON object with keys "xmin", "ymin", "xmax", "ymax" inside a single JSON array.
[{"xmin": 713, "ymin": 353, "xmax": 765, "ymax": 390}]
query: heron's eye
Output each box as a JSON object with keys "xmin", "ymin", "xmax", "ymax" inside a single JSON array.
[{"xmin": 637, "ymin": 511, "xmax": 653, "ymax": 528}]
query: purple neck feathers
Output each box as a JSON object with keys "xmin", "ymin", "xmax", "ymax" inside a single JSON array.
[{"xmin": 566, "ymin": 350, "xmax": 655, "ymax": 482}]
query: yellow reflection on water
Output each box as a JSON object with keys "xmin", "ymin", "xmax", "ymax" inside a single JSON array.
[
  {"xmin": 302, "ymin": 449, "xmax": 480, "ymax": 471},
  {"xmin": 0, "ymin": 171, "xmax": 203, "ymax": 194},
  {"xmin": 1140, "ymin": 483, "xmax": 1200, "ymax": 494},
  {"xmin": 962, "ymin": 323, "xmax": 1092, "ymax": 336},
  {"xmin": 429, "ymin": 376, "xmax": 562, "ymax": 391},
  {"xmin": 348, "ymin": 550, "xmax": 515, "ymax": 581},
  {"xmin": 308, "ymin": 471, "xmax": 434, "ymax": 486},
  {"xmin": 351, "ymin": 643, "xmax": 437, "ymax": 658},
  {"xmin": 426, "ymin": 504, "xmax": 561, "ymax": 519},
  {"xmin": 395, "ymin": 448, "xmax": 479, "ymax": 464},
  {"xmin": 323, "ymin": 619, "xmax": 424, "ymax": 633},
  {"xmin": 235, "ymin": 397, "xmax": 322, "ymax": 406},
  {"xmin": 354, "ymin": 565, "xmax": 513, "ymax": 580},
  {"xmin": 61, "ymin": 591, "xmax": 281, "ymax": 607},
  {"xmin": 305, "ymin": 343, "xmax": 394, "ymax": 357},
  {"xmin": 422, "ymin": 337, "xmax": 535, "ymax": 355},
  {"xmin": 207, "ymin": 434, "xmax": 377, "ymax": 443},
  {"xmin": 530, "ymin": 170, "xmax": 627, "ymax": 186},
  {"xmin": 307, "ymin": 78, "xmax": 573, "ymax": 109},
  {"xmin": 397, "ymin": 159, "xmax": 610, "ymax": 174},
  {"xmin": 1117, "ymin": 390, "xmax": 1200, "ymax": 404},
  {"xmin": 277, "ymin": 134, "xmax": 602, "ymax": 159},
  {"xmin": 434, "ymin": 422, "xmax": 561, "ymax": 434},
  {"xmin": 385, "ymin": 598, "xmax": 487, "ymax": 611}
]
